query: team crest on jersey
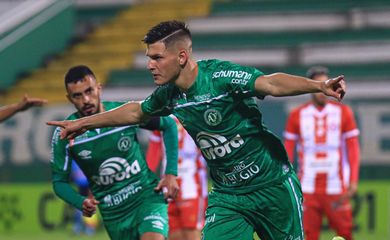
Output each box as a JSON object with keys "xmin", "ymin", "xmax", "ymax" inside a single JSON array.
[
  {"xmin": 203, "ymin": 109, "xmax": 222, "ymax": 126},
  {"xmin": 117, "ymin": 136, "xmax": 132, "ymax": 151}
]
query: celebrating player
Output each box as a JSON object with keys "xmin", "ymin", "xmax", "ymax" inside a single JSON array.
[
  {"xmin": 50, "ymin": 65, "xmax": 179, "ymax": 240},
  {"xmin": 48, "ymin": 21, "xmax": 346, "ymax": 239},
  {"xmin": 284, "ymin": 66, "xmax": 360, "ymax": 240}
]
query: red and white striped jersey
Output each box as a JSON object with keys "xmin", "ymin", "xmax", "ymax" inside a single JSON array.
[
  {"xmin": 284, "ymin": 101, "xmax": 360, "ymax": 195},
  {"xmin": 146, "ymin": 117, "xmax": 208, "ymax": 200}
]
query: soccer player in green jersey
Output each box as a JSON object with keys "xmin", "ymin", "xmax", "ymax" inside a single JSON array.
[
  {"xmin": 50, "ymin": 65, "xmax": 179, "ymax": 240},
  {"xmin": 48, "ymin": 21, "xmax": 346, "ymax": 240},
  {"xmin": 0, "ymin": 94, "xmax": 47, "ymax": 122}
]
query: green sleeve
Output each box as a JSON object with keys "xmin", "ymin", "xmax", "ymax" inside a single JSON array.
[
  {"xmin": 50, "ymin": 126, "xmax": 85, "ymax": 210},
  {"xmin": 52, "ymin": 173, "xmax": 86, "ymax": 210},
  {"xmin": 158, "ymin": 116, "xmax": 178, "ymax": 176}
]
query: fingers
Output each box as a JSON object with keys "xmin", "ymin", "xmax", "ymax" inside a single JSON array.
[
  {"xmin": 82, "ymin": 198, "xmax": 99, "ymax": 217},
  {"xmin": 46, "ymin": 121, "xmax": 66, "ymax": 128}
]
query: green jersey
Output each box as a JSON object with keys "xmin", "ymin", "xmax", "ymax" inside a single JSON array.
[
  {"xmin": 141, "ymin": 59, "xmax": 292, "ymax": 194},
  {"xmin": 51, "ymin": 101, "xmax": 160, "ymax": 222}
]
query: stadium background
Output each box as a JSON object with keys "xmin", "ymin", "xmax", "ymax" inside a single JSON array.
[{"xmin": 0, "ymin": 0, "xmax": 389, "ymax": 239}]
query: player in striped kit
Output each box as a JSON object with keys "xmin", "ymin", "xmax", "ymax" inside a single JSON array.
[
  {"xmin": 146, "ymin": 117, "xmax": 207, "ymax": 240},
  {"xmin": 284, "ymin": 66, "xmax": 360, "ymax": 240}
]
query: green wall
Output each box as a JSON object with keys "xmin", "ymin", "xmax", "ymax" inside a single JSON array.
[{"xmin": 0, "ymin": 1, "xmax": 74, "ymax": 90}]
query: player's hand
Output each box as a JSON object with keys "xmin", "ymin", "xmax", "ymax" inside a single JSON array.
[
  {"xmin": 18, "ymin": 94, "xmax": 47, "ymax": 111},
  {"xmin": 154, "ymin": 174, "xmax": 179, "ymax": 202},
  {"xmin": 82, "ymin": 198, "xmax": 99, "ymax": 217},
  {"xmin": 46, "ymin": 119, "xmax": 88, "ymax": 140},
  {"xmin": 334, "ymin": 182, "xmax": 357, "ymax": 209},
  {"xmin": 321, "ymin": 75, "xmax": 346, "ymax": 101}
]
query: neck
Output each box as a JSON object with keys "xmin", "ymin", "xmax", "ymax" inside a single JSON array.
[{"xmin": 175, "ymin": 59, "xmax": 198, "ymax": 92}]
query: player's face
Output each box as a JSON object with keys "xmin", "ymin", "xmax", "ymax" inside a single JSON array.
[
  {"xmin": 311, "ymin": 74, "xmax": 328, "ymax": 106},
  {"xmin": 66, "ymin": 75, "xmax": 102, "ymax": 116},
  {"xmin": 146, "ymin": 41, "xmax": 181, "ymax": 85}
]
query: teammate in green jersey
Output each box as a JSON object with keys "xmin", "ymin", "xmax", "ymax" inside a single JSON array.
[
  {"xmin": 48, "ymin": 21, "xmax": 346, "ymax": 240},
  {"xmin": 50, "ymin": 65, "xmax": 179, "ymax": 240},
  {"xmin": 0, "ymin": 94, "xmax": 47, "ymax": 122}
]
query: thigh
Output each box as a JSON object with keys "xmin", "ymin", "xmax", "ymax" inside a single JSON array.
[
  {"xmin": 168, "ymin": 200, "xmax": 181, "ymax": 233},
  {"xmin": 250, "ymin": 175, "xmax": 304, "ymax": 240},
  {"xmin": 323, "ymin": 195, "xmax": 353, "ymax": 232},
  {"xmin": 303, "ymin": 194, "xmax": 323, "ymax": 240}
]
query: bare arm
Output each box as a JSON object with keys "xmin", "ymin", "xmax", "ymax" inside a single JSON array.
[
  {"xmin": 255, "ymin": 73, "xmax": 345, "ymax": 100},
  {"xmin": 47, "ymin": 101, "xmax": 148, "ymax": 139},
  {"xmin": 0, "ymin": 94, "xmax": 47, "ymax": 122}
]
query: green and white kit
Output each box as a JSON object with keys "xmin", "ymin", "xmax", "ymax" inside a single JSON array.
[
  {"xmin": 51, "ymin": 101, "xmax": 177, "ymax": 239},
  {"xmin": 141, "ymin": 59, "xmax": 304, "ymax": 239}
]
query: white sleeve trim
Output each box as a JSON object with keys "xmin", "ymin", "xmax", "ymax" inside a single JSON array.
[
  {"xmin": 149, "ymin": 134, "xmax": 161, "ymax": 142},
  {"xmin": 283, "ymin": 131, "xmax": 299, "ymax": 140},
  {"xmin": 342, "ymin": 129, "xmax": 360, "ymax": 139}
]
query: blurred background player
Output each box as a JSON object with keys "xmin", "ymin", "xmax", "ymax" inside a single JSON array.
[
  {"xmin": 0, "ymin": 94, "xmax": 47, "ymax": 122},
  {"xmin": 70, "ymin": 161, "xmax": 98, "ymax": 235},
  {"xmin": 283, "ymin": 66, "xmax": 360, "ymax": 240},
  {"xmin": 146, "ymin": 117, "xmax": 208, "ymax": 240},
  {"xmin": 50, "ymin": 65, "xmax": 179, "ymax": 240}
]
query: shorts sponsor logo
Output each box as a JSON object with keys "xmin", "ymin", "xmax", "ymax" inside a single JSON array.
[
  {"xmin": 117, "ymin": 136, "xmax": 132, "ymax": 151},
  {"xmin": 144, "ymin": 214, "xmax": 167, "ymax": 229},
  {"xmin": 196, "ymin": 132, "xmax": 244, "ymax": 160},
  {"xmin": 205, "ymin": 213, "xmax": 215, "ymax": 225},
  {"xmin": 103, "ymin": 181, "xmax": 142, "ymax": 207},
  {"xmin": 152, "ymin": 220, "xmax": 164, "ymax": 230},
  {"xmin": 92, "ymin": 158, "xmax": 141, "ymax": 185},
  {"xmin": 203, "ymin": 109, "xmax": 222, "ymax": 126},
  {"xmin": 219, "ymin": 161, "xmax": 260, "ymax": 184}
]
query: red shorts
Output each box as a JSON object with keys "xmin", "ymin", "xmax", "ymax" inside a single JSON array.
[
  {"xmin": 303, "ymin": 193, "xmax": 353, "ymax": 240},
  {"xmin": 168, "ymin": 197, "xmax": 207, "ymax": 233}
]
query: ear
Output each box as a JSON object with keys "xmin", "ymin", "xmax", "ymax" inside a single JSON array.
[
  {"xmin": 66, "ymin": 93, "xmax": 71, "ymax": 102},
  {"xmin": 178, "ymin": 49, "xmax": 188, "ymax": 66}
]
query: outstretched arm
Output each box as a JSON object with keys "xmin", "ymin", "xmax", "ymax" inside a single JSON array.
[
  {"xmin": 0, "ymin": 94, "xmax": 47, "ymax": 122},
  {"xmin": 47, "ymin": 101, "xmax": 147, "ymax": 139},
  {"xmin": 255, "ymin": 73, "xmax": 345, "ymax": 100}
]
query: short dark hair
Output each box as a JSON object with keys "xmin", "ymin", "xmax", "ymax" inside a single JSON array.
[
  {"xmin": 306, "ymin": 66, "xmax": 329, "ymax": 79},
  {"xmin": 143, "ymin": 20, "xmax": 191, "ymax": 46},
  {"xmin": 64, "ymin": 65, "xmax": 95, "ymax": 87}
]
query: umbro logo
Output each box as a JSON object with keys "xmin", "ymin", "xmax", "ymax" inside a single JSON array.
[
  {"xmin": 152, "ymin": 220, "xmax": 164, "ymax": 230},
  {"xmin": 78, "ymin": 150, "xmax": 92, "ymax": 159}
]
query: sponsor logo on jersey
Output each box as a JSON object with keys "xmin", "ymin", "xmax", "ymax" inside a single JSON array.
[
  {"xmin": 231, "ymin": 78, "xmax": 248, "ymax": 85},
  {"xmin": 92, "ymin": 158, "xmax": 141, "ymax": 185},
  {"xmin": 103, "ymin": 181, "xmax": 142, "ymax": 207},
  {"xmin": 203, "ymin": 109, "xmax": 222, "ymax": 126},
  {"xmin": 117, "ymin": 136, "xmax": 132, "ymax": 152},
  {"xmin": 212, "ymin": 70, "xmax": 252, "ymax": 80},
  {"xmin": 78, "ymin": 150, "xmax": 92, "ymax": 159},
  {"xmin": 194, "ymin": 93, "xmax": 211, "ymax": 101},
  {"xmin": 219, "ymin": 161, "xmax": 260, "ymax": 184},
  {"xmin": 196, "ymin": 132, "xmax": 244, "ymax": 160}
]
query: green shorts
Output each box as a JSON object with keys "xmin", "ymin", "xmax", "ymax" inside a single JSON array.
[
  {"xmin": 104, "ymin": 191, "xmax": 168, "ymax": 240},
  {"xmin": 202, "ymin": 173, "xmax": 304, "ymax": 240}
]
